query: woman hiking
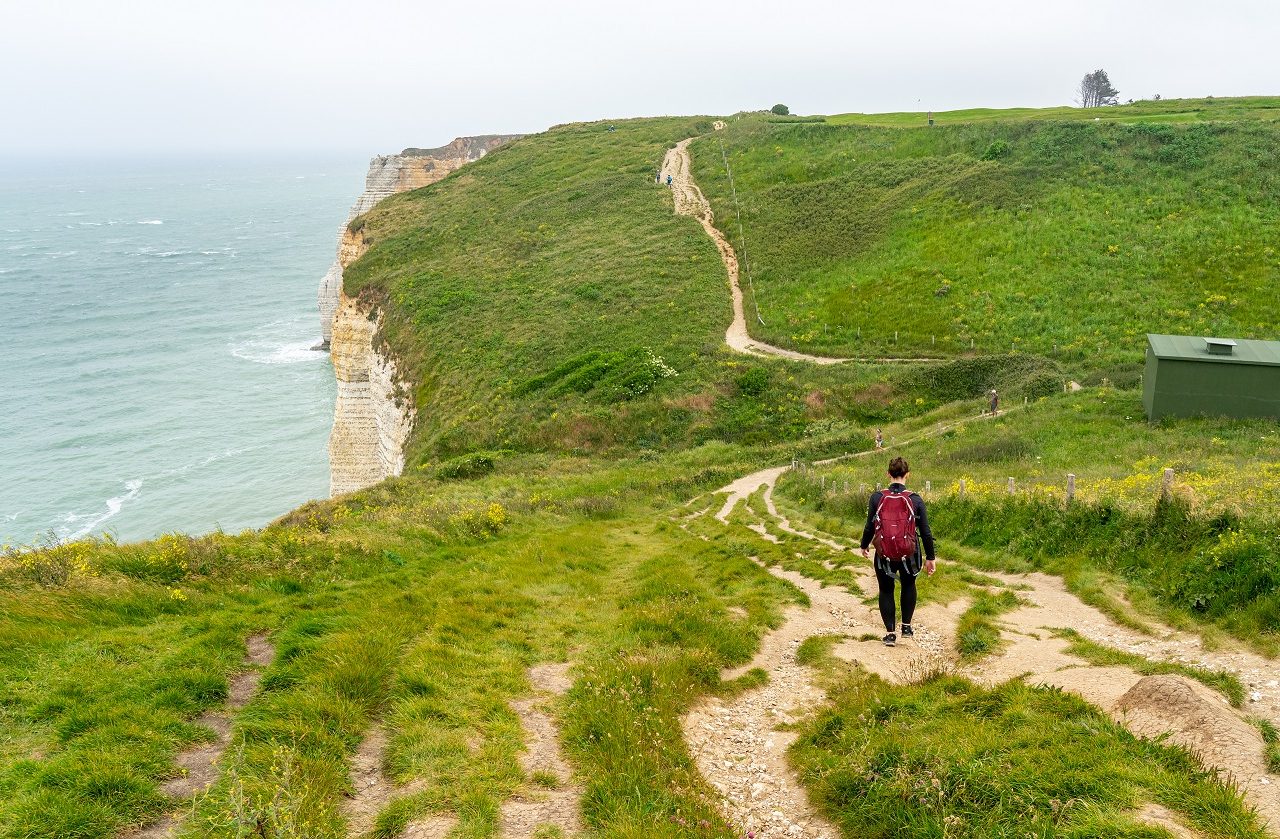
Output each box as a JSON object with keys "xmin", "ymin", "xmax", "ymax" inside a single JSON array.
[{"xmin": 859, "ymin": 456, "xmax": 936, "ymax": 646}]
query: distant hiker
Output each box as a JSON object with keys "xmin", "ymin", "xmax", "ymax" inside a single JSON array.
[
  {"xmin": 874, "ymin": 428, "xmax": 884, "ymax": 449},
  {"xmin": 860, "ymin": 456, "xmax": 936, "ymax": 647},
  {"xmin": 666, "ymin": 173, "xmax": 673, "ymax": 186},
  {"xmin": 988, "ymin": 389, "xmax": 1000, "ymax": 416}
]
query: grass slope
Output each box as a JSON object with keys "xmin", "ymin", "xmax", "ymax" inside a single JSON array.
[
  {"xmin": 692, "ymin": 98, "xmax": 1280, "ymax": 367},
  {"xmin": 792, "ymin": 670, "xmax": 1267, "ymax": 838}
]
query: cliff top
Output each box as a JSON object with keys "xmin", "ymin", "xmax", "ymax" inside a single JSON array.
[{"xmin": 400, "ymin": 134, "xmax": 523, "ymax": 158}]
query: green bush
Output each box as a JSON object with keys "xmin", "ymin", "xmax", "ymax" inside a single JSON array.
[
  {"xmin": 771, "ymin": 103, "xmax": 790, "ymax": 116},
  {"xmin": 735, "ymin": 367, "xmax": 770, "ymax": 397},
  {"xmin": 435, "ymin": 452, "xmax": 497, "ymax": 480},
  {"xmin": 980, "ymin": 138, "xmax": 1011, "ymax": 160}
]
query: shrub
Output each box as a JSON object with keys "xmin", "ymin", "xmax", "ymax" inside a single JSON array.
[
  {"xmin": 436, "ymin": 452, "xmax": 497, "ymax": 480},
  {"xmin": 771, "ymin": 104, "xmax": 790, "ymax": 116},
  {"xmin": 981, "ymin": 139, "xmax": 1011, "ymax": 160},
  {"xmin": 735, "ymin": 367, "xmax": 770, "ymax": 397}
]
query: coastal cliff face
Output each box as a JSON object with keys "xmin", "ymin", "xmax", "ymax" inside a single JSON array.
[
  {"xmin": 323, "ymin": 134, "xmax": 520, "ymax": 496},
  {"xmin": 317, "ymin": 135, "xmax": 521, "ymax": 347},
  {"xmin": 327, "ymin": 291, "xmax": 415, "ymax": 496}
]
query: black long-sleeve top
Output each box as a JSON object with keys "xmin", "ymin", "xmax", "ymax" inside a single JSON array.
[{"xmin": 859, "ymin": 482, "xmax": 936, "ymax": 563}]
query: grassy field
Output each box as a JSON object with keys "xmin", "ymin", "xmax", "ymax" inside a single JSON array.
[
  {"xmin": 822, "ymin": 96, "xmax": 1280, "ymax": 127},
  {"xmin": 0, "ymin": 447, "xmax": 805, "ymax": 838},
  {"xmin": 691, "ymin": 98, "xmax": 1280, "ymax": 368}
]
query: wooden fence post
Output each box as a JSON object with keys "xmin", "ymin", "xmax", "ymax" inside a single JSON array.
[
  {"xmin": 1066, "ymin": 473, "xmax": 1076, "ymax": 503},
  {"xmin": 925, "ymin": 480, "xmax": 932, "ymax": 493},
  {"xmin": 1008, "ymin": 477, "xmax": 1016, "ymax": 495},
  {"xmin": 1162, "ymin": 468, "xmax": 1175, "ymax": 499},
  {"xmin": 958, "ymin": 479, "xmax": 966, "ymax": 498}
]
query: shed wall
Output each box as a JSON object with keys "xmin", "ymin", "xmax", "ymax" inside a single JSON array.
[{"xmin": 1147, "ymin": 358, "xmax": 1280, "ymax": 420}]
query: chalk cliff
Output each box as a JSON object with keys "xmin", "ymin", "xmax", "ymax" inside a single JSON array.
[
  {"xmin": 328, "ymin": 290, "xmax": 415, "ymax": 496},
  {"xmin": 317, "ymin": 135, "xmax": 521, "ymax": 348},
  {"xmin": 324, "ymin": 134, "xmax": 520, "ymax": 496}
]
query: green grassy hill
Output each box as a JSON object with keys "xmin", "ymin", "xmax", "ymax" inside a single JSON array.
[
  {"xmin": 692, "ymin": 98, "xmax": 1280, "ymax": 369},
  {"xmin": 4, "ymin": 100, "xmax": 1279, "ymax": 838},
  {"xmin": 343, "ymin": 117, "xmax": 1058, "ymax": 464}
]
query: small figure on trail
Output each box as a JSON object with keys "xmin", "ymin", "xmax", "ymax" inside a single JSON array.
[
  {"xmin": 988, "ymin": 389, "xmax": 999, "ymax": 416},
  {"xmin": 874, "ymin": 428, "xmax": 884, "ymax": 449},
  {"xmin": 860, "ymin": 456, "xmax": 936, "ymax": 647},
  {"xmin": 666, "ymin": 173, "xmax": 673, "ymax": 186}
]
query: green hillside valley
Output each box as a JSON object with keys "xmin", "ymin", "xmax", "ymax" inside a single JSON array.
[{"xmin": 5, "ymin": 98, "xmax": 1280, "ymax": 839}]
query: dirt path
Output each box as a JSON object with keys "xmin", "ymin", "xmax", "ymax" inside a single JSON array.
[
  {"xmin": 661, "ymin": 138, "xmax": 943, "ymax": 367},
  {"xmin": 499, "ymin": 663, "xmax": 582, "ymax": 838},
  {"xmin": 686, "ymin": 478, "xmax": 961, "ymax": 838},
  {"xmin": 124, "ymin": 633, "xmax": 276, "ymax": 839},
  {"xmin": 343, "ymin": 725, "xmax": 431, "ymax": 837},
  {"xmin": 703, "ymin": 468, "xmax": 1278, "ymax": 834},
  {"xmin": 660, "ymin": 140, "xmax": 845, "ymax": 365}
]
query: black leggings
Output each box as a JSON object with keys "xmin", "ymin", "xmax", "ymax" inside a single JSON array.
[{"xmin": 875, "ymin": 561, "xmax": 917, "ymax": 632}]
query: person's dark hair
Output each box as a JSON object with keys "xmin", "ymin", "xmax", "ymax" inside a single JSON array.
[{"xmin": 888, "ymin": 457, "xmax": 909, "ymax": 478}]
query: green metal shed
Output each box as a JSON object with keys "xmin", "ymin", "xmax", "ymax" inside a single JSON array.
[{"xmin": 1143, "ymin": 334, "xmax": 1280, "ymax": 420}]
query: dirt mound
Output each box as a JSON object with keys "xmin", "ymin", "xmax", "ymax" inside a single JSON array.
[{"xmin": 1115, "ymin": 674, "xmax": 1277, "ymax": 828}]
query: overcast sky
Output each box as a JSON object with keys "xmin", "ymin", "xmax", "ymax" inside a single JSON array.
[{"xmin": 2, "ymin": 0, "xmax": 1277, "ymax": 156}]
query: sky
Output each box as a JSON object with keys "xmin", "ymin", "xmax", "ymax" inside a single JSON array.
[{"xmin": 2, "ymin": 0, "xmax": 1278, "ymax": 156}]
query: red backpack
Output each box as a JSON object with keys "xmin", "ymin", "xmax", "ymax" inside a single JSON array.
[{"xmin": 873, "ymin": 490, "xmax": 918, "ymax": 560}]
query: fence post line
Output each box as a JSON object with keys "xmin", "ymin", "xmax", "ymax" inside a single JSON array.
[
  {"xmin": 1008, "ymin": 477, "xmax": 1016, "ymax": 495},
  {"xmin": 1066, "ymin": 473, "xmax": 1076, "ymax": 503},
  {"xmin": 1162, "ymin": 468, "xmax": 1175, "ymax": 499}
]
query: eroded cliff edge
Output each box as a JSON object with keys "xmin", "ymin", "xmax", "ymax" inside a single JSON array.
[
  {"xmin": 324, "ymin": 134, "xmax": 520, "ymax": 496},
  {"xmin": 317, "ymin": 135, "xmax": 521, "ymax": 348}
]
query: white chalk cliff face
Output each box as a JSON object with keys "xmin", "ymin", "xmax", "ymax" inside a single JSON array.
[
  {"xmin": 324, "ymin": 135, "xmax": 519, "ymax": 496},
  {"xmin": 327, "ymin": 290, "xmax": 415, "ymax": 496}
]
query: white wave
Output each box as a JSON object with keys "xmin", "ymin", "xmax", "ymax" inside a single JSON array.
[
  {"xmin": 159, "ymin": 445, "xmax": 261, "ymax": 479},
  {"xmin": 137, "ymin": 219, "xmax": 164, "ymax": 225},
  {"xmin": 59, "ymin": 478, "xmax": 143, "ymax": 542},
  {"xmin": 135, "ymin": 247, "xmax": 190, "ymax": 257},
  {"xmin": 230, "ymin": 338, "xmax": 326, "ymax": 365}
]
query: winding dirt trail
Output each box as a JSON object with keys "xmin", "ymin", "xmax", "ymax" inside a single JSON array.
[
  {"xmin": 695, "ymin": 467, "xmax": 1279, "ymax": 834},
  {"xmin": 686, "ymin": 476, "xmax": 961, "ymax": 839},
  {"xmin": 661, "ymin": 137, "xmax": 942, "ymax": 366},
  {"xmin": 124, "ymin": 633, "xmax": 276, "ymax": 839},
  {"xmin": 660, "ymin": 140, "xmax": 846, "ymax": 365}
]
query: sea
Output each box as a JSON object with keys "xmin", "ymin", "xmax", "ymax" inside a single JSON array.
[{"xmin": 0, "ymin": 154, "xmax": 367, "ymax": 547}]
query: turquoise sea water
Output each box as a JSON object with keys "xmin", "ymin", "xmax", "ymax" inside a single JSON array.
[{"xmin": 0, "ymin": 156, "xmax": 365, "ymax": 546}]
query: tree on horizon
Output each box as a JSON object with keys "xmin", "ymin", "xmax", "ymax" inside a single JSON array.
[{"xmin": 1077, "ymin": 69, "xmax": 1120, "ymax": 107}]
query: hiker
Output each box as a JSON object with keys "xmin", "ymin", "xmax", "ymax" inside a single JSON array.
[
  {"xmin": 874, "ymin": 428, "xmax": 884, "ymax": 449},
  {"xmin": 666, "ymin": 173, "xmax": 673, "ymax": 186},
  {"xmin": 860, "ymin": 456, "xmax": 936, "ymax": 647},
  {"xmin": 988, "ymin": 389, "xmax": 999, "ymax": 416}
]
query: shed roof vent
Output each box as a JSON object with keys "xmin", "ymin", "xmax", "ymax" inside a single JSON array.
[{"xmin": 1205, "ymin": 337, "xmax": 1237, "ymax": 355}]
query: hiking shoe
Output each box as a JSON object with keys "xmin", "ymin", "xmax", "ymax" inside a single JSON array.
[
  {"xmin": 882, "ymin": 633, "xmax": 897, "ymax": 647},
  {"xmin": 900, "ymin": 624, "xmax": 914, "ymax": 639}
]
